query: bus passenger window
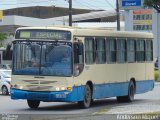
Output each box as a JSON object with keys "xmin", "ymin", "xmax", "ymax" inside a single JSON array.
[
  {"xmin": 85, "ymin": 38, "xmax": 94, "ymax": 64},
  {"xmin": 95, "ymin": 38, "xmax": 106, "ymax": 64},
  {"xmin": 136, "ymin": 40, "xmax": 145, "ymax": 62},
  {"xmin": 127, "ymin": 39, "xmax": 135, "ymax": 63},
  {"xmin": 117, "ymin": 39, "xmax": 126, "ymax": 63},
  {"xmin": 145, "ymin": 40, "xmax": 153, "ymax": 61},
  {"xmin": 106, "ymin": 38, "xmax": 116, "ymax": 63}
]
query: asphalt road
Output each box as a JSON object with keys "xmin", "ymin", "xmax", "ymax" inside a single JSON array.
[{"xmin": 0, "ymin": 83, "xmax": 160, "ymax": 120}]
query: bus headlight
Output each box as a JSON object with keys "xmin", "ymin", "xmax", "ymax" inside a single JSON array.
[
  {"xmin": 61, "ymin": 87, "xmax": 65, "ymax": 90},
  {"xmin": 11, "ymin": 84, "xmax": 23, "ymax": 89},
  {"xmin": 19, "ymin": 86, "xmax": 23, "ymax": 89},
  {"xmin": 56, "ymin": 87, "xmax": 60, "ymax": 91},
  {"xmin": 55, "ymin": 87, "xmax": 72, "ymax": 91}
]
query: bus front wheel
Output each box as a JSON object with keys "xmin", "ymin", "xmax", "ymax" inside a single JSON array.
[
  {"xmin": 27, "ymin": 100, "xmax": 40, "ymax": 108},
  {"xmin": 117, "ymin": 80, "xmax": 135, "ymax": 103},
  {"xmin": 78, "ymin": 84, "xmax": 92, "ymax": 108}
]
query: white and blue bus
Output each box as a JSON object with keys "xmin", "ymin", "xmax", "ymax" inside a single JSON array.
[{"xmin": 11, "ymin": 26, "xmax": 154, "ymax": 108}]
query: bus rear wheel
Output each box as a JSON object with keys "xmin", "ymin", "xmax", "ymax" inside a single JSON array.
[
  {"xmin": 117, "ymin": 81, "xmax": 135, "ymax": 103},
  {"xmin": 78, "ymin": 84, "xmax": 92, "ymax": 108},
  {"xmin": 27, "ymin": 100, "xmax": 40, "ymax": 108}
]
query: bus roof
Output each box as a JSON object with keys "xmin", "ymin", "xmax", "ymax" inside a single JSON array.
[{"xmin": 16, "ymin": 26, "xmax": 153, "ymax": 39}]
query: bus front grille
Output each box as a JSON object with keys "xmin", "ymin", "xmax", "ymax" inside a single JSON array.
[
  {"xmin": 23, "ymin": 80, "xmax": 57, "ymax": 84},
  {"xmin": 26, "ymin": 85, "xmax": 53, "ymax": 91}
]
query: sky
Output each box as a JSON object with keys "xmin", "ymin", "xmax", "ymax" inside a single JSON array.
[{"xmin": 0, "ymin": 0, "xmax": 116, "ymax": 10}]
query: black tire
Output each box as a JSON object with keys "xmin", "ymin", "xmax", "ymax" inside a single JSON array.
[
  {"xmin": 2, "ymin": 86, "xmax": 9, "ymax": 95},
  {"xmin": 117, "ymin": 81, "xmax": 135, "ymax": 103},
  {"xmin": 78, "ymin": 84, "xmax": 92, "ymax": 108},
  {"xmin": 27, "ymin": 100, "xmax": 40, "ymax": 108}
]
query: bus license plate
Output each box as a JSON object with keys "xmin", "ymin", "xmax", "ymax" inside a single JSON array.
[{"xmin": 55, "ymin": 94, "xmax": 66, "ymax": 98}]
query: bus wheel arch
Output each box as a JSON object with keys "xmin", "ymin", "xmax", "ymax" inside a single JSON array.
[
  {"xmin": 130, "ymin": 78, "xmax": 136, "ymax": 92},
  {"xmin": 78, "ymin": 80, "xmax": 93, "ymax": 108},
  {"xmin": 117, "ymin": 78, "xmax": 136, "ymax": 103},
  {"xmin": 86, "ymin": 81, "xmax": 93, "ymax": 94}
]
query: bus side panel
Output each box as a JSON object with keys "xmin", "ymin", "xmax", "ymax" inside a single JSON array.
[
  {"xmin": 91, "ymin": 80, "xmax": 154, "ymax": 99},
  {"xmin": 92, "ymin": 82, "xmax": 129, "ymax": 99},
  {"xmin": 135, "ymin": 80, "xmax": 154, "ymax": 94},
  {"xmin": 127, "ymin": 63, "xmax": 146, "ymax": 82}
]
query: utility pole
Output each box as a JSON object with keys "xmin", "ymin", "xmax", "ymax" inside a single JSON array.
[
  {"xmin": 69, "ymin": 0, "xmax": 72, "ymax": 26},
  {"xmin": 116, "ymin": 0, "xmax": 120, "ymax": 31}
]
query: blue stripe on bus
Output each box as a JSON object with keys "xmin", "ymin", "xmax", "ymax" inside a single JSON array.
[
  {"xmin": 11, "ymin": 80, "xmax": 154, "ymax": 102},
  {"xmin": 93, "ymin": 80, "xmax": 154, "ymax": 99},
  {"xmin": 135, "ymin": 80, "xmax": 154, "ymax": 94}
]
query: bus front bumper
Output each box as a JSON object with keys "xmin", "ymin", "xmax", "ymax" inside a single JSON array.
[{"xmin": 10, "ymin": 88, "xmax": 84, "ymax": 102}]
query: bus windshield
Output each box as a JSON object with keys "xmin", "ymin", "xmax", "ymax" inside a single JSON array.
[{"xmin": 12, "ymin": 40, "xmax": 72, "ymax": 77}]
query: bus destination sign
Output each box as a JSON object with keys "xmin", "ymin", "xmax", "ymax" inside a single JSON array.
[{"xmin": 16, "ymin": 29, "xmax": 71, "ymax": 40}]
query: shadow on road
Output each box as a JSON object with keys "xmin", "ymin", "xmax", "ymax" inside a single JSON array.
[
  {"xmin": 0, "ymin": 94, "xmax": 10, "ymax": 96},
  {"xmin": 27, "ymin": 98, "xmax": 146, "ymax": 111}
]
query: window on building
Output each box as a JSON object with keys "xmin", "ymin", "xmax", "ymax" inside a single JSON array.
[
  {"xmin": 106, "ymin": 38, "xmax": 116, "ymax": 63},
  {"xmin": 95, "ymin": 38, "xmax": 106, "ymax": 64},
  {"xmin": 85, "ymin": 37, "xmax": 95, "ymax": 64},
  {"xmin": 136, "ymin": 40, "xmax": 145, "ymax": 62}
]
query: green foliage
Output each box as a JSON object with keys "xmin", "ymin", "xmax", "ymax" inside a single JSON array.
[
  {"xmin": 144, "ymin": 0, "xmax": 160, "ymax": 12},
  {"xmin": 0, "ymin": 33, "xmax": 7, "ymax": 47},
  {"xmin": 144, "ymin": 0, "xmax": 153, "ymax": 7},
  {"xmin": 144, "ymin": 0, "xmax": 160, "ymax": 6},
  {"xmin": 154, "ymin": 70, "xmax": 159, "ymax": 81}
]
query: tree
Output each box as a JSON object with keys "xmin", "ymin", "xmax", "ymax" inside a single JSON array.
[
  {"xmin": 0, "ymin": 33, "xmax": 7, "ymax": 47},
  {"xmin": 144, "ymin": 0, "xmax": 160, "ymax": 12}
]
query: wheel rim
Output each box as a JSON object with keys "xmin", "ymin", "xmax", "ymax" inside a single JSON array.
[{"xmin": 2, "ymin": 86, "xmax": 8, "ymax": 95}]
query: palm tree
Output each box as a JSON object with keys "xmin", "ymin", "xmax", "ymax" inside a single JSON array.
[{"xmin": 0, "ymin": 33, "xmax": 7, "ymax": 47}]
